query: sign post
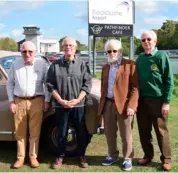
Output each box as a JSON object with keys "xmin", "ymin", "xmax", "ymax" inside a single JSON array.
[{"xmin": 88, "ymin": 0, "xmax": 134, "ymax": 76}]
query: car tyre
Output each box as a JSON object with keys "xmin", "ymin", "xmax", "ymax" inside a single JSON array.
[{"xmin": 40, "ymin": 115, "xmax": 78, "ymax": 157}]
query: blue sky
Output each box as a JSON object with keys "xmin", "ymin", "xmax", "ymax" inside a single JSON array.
[{"xmin": 0, "ymin": 0, "xmax": 178, "ymax": 45}]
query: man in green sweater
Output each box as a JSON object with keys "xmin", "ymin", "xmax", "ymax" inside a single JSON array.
[{"xmin": 136, "ymin": 30, "xmax": 174, "ymax": 171}]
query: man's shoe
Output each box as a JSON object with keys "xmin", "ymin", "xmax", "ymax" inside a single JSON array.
[
  {"xmin": 137, "ymin": 157, "xmax": 151, "ymax": 165},
  {"xmin": 102, "ymin": 156, "xmax": 118, "ymax": 166},
  {"xmin": 13, "ymin": 158, "xmax": 24, "ymax": 169},
  {"xmin": 30, "ymin": 158, "xmax": 39, "ymax": 168},
  {"xmin": 79, "ymin": 156, "xmax": 89, "ymax": 168},
  {"xmin": 163, "ymin": 163, "xmax": 171, "ymax": 171},
  {"xmin": 53, "ymin": 158, "xmax": 63, "ymax": 169},
  {"xmin": 97, "ymin": 127, "xmax": 104, "ymax": 134},
  {"xmin": 122, "ymin": 160, "xmax": 132, "ymax": 171}
]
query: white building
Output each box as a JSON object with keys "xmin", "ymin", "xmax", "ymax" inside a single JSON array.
[
  {"xmin": 40, "ymin": 39, "xmax": 59, "ymax": 54},
  {"xmin": 20, "ymin": 26, "xmax": 59, "ymax": 54}
]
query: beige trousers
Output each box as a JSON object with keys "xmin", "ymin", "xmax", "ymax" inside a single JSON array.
[
  {"xmin": 103, "ymin": 100, "xmax": 134, "ymax": 160},
  {"xmin": 14, "ymin": 96, "xmax": 44, "ymax": 159}
]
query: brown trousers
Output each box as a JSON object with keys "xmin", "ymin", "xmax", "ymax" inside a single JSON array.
[
  {"xmin": 103, "ymin": 100, "xmax": 134, "ymax": 160},
  {"xmin": 137, "ymin": 97, "xmax": 171, "ymax": 163},
  {"xmin": 14, "ymin": 96, "xmax": 44, "ymax": 159}
]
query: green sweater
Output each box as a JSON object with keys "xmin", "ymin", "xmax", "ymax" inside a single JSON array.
[{"xmin": 136, "ymin": 49, "xmax": 174, "ymax": 103}]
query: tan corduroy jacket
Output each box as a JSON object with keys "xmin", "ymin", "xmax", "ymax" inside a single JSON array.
[{"xmin": 98, "ymin": 58, "xmax": 139, "ymax": 115}]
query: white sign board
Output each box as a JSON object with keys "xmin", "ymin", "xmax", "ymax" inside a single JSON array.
[{"xmin": 89, "ymin": 0, "xmax": 133, "ymax": 25}]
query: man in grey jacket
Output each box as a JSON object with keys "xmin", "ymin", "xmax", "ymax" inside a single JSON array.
[{"xmin": 47, "ymin": 37, "xmax": 92, "ymax": 169}]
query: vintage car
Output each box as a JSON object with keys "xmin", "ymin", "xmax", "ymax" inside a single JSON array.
[{"xmin": 0, "ymin": 54, "xmax": 101, "ymax": 156}]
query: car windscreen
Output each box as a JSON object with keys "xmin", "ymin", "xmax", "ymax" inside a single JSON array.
[
  {"xmin": 0, "ymin": 56, "xmax": 20, "ymax": 73},
  {"xmin": 0, "ymin": 55, "xmax": 49, "ymax": 73}
]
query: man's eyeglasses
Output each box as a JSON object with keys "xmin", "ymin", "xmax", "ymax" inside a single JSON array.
[
  {"xmin": 141, "ymin": 38, "xmax": 152, "ymax": 42},
  {"xmin": 107, "ymin": 50, "xmax": 118, "ymax": 54},
  {"xmin": 64, "ymin": 44, "xmax": 75, "ymax": 47},
  {"xmin": 22, "ymin": 50, "xmax": 34, "ymax": 54}
]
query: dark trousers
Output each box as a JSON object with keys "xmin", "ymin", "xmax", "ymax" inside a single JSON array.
[
  {"xmin": 137, "ymin": 97, "xmax": 171, "ymax": 163},
  {"xmin": 55, "ymin": 107, "xmax": 90, "ymax": 158}
]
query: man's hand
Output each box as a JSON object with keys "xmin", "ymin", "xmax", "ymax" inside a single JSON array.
[
  {"xmin": 9, "ymin": 101, "xmax": 16, "ymax": 114},
  {"xmin": 161, "ymin": 103, "xmax": 170, "ymax": 116},
  {"xmin": 126, "ymin": 108, "xmax": 135, "ymax": 116},
  {"xmin": 68, "ymin": 99, "xmax": 80, "ymax": 108},
  {"xmin": 43, "ymin": 102, "xmax": 50, "ymax": 112},
  {"xmin": 59, "ymin": 99, "xmax": 70, "ymax": 108}
]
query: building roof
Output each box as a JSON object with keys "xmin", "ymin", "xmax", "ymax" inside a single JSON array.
[{"xmin": 40, "ymin": 39, "xmax": 59, "ymax": 44}]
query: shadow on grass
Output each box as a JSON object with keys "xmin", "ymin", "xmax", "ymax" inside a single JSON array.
[{"xmin": 0, "ymin": 141, "xmax": 165, "ymax": 171}]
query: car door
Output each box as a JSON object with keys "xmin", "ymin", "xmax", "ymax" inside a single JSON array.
[{"xmin": 0, "ymin": 65, "xmax": 15, "ymax": 141}]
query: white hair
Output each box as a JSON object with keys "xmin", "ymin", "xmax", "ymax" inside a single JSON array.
[
  {"xmin": 62, "ymin": 36, "xmax": 77, "ymax": 47},
  {"xmin": 141, "ymin": 30, "xmax": 157, "ymax": 40},
  {"xmin": 104, "ymin": 39, "xmax": 122, "ymax": 52},
  {"xmin": 20, "ymin": 41, "xmax": 36, "ymax": 51}
]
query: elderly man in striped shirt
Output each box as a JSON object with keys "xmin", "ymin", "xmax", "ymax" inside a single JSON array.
[{"xmin": 6, "ymin": 41, "xmax": 51, "ymax": 169}]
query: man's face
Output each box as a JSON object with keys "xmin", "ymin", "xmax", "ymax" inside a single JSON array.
[
  {"xmin": 21, "ymin": 42, "xmax": 36, "ymax": 63},
  {"xmin": 141, "ymin": 33, "xmax": 157, "ymax": 51},
  {"xmin": 106, "ymin": 44, "xmax": 121, "ymax": 63},
  {"xmin": 63, "ymin": 38, "xmax": 76, "ymax": 57}
]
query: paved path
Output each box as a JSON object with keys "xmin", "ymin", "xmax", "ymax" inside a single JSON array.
[{"xmin": 91, "ymin": 78, "xmax": 101, "ymax": 98}]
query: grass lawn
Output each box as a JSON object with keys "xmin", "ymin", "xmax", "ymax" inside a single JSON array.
[{"xmin": 0, "ymin": 96, "xmax": 178, "ymax": 172}]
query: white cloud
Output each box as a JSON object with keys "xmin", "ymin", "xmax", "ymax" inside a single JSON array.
[
  {"xmin": 49, "ymin": 28, "xmax": 55, "ymax": 32},
  {"xmin": 74, "ymin": 3, "xmax": 87, "ymax": 23},
  {"xmin": 40, "ymin": 28, "xmax": 57, "ymax": 40},
  {"xmin": 135, "ymin": 1, "xmax": 159, "ymax": 13},
  {"xmin": 76, "ymin": 28, "xmax": 88, "ymax": 44},
  {"xmin": 169, "ymin": 0, "xmax": 178, "ymax": 3},
  {"xmin": 0, "ymin": 23, "xmax": 5, "ymax": 31},
  {"xmin": 12, "ymin": 29, "xmax": 23, "ymax": 37},
  {"xmin": 0, "ymin": 1, "xmax": 45, "ymax": 19},
  {"xmin": 144, "ymin": 16, "xmax": 169, "ymax": 24}
]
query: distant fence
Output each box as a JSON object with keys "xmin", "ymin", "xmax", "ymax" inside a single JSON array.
[
  {"xmin": 81, "ymin": 56, "xmax": 178, "ymax": 74},
  {"xmin": 1, "ymin": 50, "xmax": 178, "ymax": 74},
  {"xmin": 170, "ymin": 58, "xmax": 178, "ymax": 74}
]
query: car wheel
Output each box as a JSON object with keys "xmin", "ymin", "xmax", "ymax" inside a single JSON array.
[{"xmin": 41, "ymin": 115, "xmax": 78, "ymax": 157}]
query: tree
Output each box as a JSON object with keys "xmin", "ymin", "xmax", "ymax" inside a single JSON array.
[
  {"xmin": 0, "ymin": 37, "xmax": 18, "ymax": 51},
  {"xmin": 156, "ymin": 20, "xmax": 177, "ymax": 49}
]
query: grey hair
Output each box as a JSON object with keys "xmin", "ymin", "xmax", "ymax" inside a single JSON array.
[
  {"xmin": 20, "ymin": 41, "xmax": 36, "ymax": 51},
  {"xmin": 104, "ymin": 39, "xmax": 122, "ymax": 52},
  {"xmin": 141, "ymin": 30, "xmax": 157, "ymax": 40},
  {"xmin": 62, "ymin": 36, "xmax": 77, "ymax": 48}
]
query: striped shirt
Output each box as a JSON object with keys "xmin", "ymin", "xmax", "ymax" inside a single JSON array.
[
  {"xmin": 107, "ymin": 59, "xmax": 121, "ymax": 98},
  {"xmin": 6, "ymin": 57, "xmax": 51, "ymax": 102}
]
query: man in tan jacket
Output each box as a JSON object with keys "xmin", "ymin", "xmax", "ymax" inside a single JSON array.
[{"xmin": 98, "ymin": 39, "xmax": 139, "ymax": 171}]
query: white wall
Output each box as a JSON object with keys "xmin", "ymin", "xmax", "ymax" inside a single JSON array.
[{"xmin": 40, "ymin": 41, "xmax": 59, "ymax": 54}]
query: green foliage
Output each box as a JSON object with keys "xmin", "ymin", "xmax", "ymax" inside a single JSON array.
[
  {"xmin": 155, "ymin": 20, "xmax": 178, "ymax": 50},
  {"xmin": 0, "ymin": 37, "xmax": 18, "ymax": 51},
  {"xmin": 173, "ymin": 75, "xmax": 178, "ymax": 96}
]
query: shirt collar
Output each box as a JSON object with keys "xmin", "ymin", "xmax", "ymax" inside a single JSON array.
[
  {"xmin": 145, "ymin": 47, "xmax": 158, "ymax": 56},
  {"xmin": 63, "ymin": 55, "xmax": 76, "ymax": 64}
]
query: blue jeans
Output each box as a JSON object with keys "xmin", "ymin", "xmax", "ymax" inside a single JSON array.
[{"xmin": 55, "ymin": 107, "xmax": 90, "ymax": 158}]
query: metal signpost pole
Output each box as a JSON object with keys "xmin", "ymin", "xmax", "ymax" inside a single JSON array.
[
  {"xmin": 129, "ymin": 34, "xmax": 134, "ymax": 59},
  {"xmin": 93, "ymin": 36, "xmax": 96, "ymax": 77},
  {"xmin": 129, "ymin": 1, "xmax": 135, "ymax": 60},
  {"xmin": 88, "ymin": 35, "xmax": 92, "ymax": 71}
]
